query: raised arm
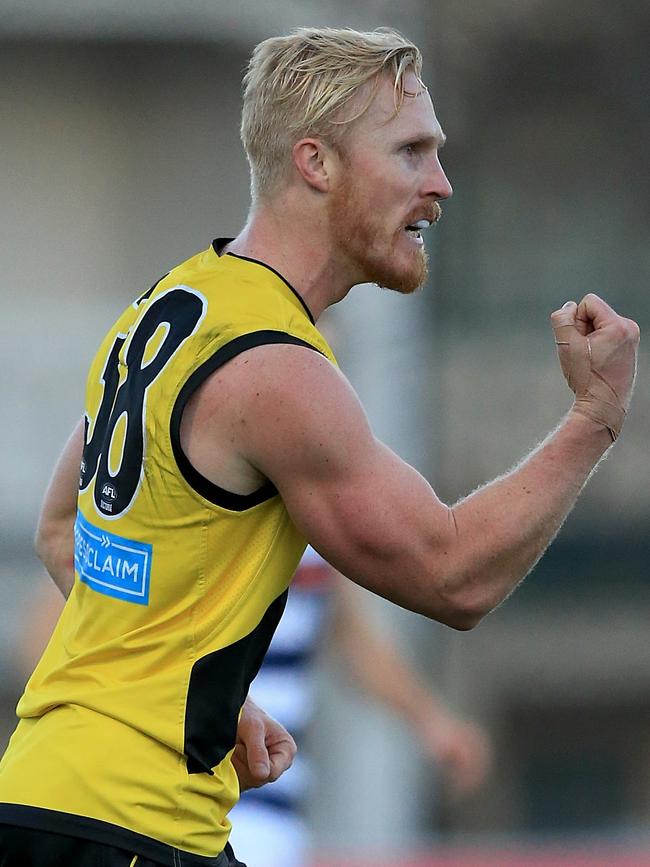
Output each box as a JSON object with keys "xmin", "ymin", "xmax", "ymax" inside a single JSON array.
[
  {"xmin": 34, "ymin": 418, "xmax": 84, "ymax": 598},
  {"xmin": 204, "ymin": 294, "xmax": 637, "ymax": 630}
]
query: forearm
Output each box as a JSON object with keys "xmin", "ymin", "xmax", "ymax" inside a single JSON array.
[
  {"xmin": 419, "ymin": 293, "xmax": 637, "ymax": 629},
  {"xmin": 442, "ymin": 410, "xmax": 611, "ymax": 625}
]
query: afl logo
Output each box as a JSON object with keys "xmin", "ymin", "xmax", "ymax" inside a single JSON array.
[{"xmin": 101, "ymin": 483, "xmax": 117, "ymax": 500}]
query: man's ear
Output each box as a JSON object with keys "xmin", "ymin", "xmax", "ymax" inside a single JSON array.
[{"xmin": 292, "ymin": 138, "xmax": 333, "ymax": 193}]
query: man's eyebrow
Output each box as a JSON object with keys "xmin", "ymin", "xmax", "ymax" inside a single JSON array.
[{"xmin": 397, "ymin": 131, "xmax": 447, "ymax": 149}]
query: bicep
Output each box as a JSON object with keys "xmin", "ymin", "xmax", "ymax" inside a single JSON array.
[{"xmin": 238, "ymin": 347, "xmax": 452, "ymax": 612}]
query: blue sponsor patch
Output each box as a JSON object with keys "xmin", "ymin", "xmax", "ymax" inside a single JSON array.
[{"xmin": 74, "ymin": 511, "xmax": 152, "ymax": 605}]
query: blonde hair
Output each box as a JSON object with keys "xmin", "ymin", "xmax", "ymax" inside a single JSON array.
[{"xmin": 241, "ymin": 27, "xmax": 423, "ymax": 201}]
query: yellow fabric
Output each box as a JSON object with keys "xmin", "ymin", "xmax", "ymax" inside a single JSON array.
[{"xmin": 0, "ymin": 244, "xmax": 335, "ymax": 859}]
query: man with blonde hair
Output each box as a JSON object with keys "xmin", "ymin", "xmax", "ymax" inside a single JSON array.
[{"xmin": 0, "ymin": 25, "xmax": 639, "ymax": 867}]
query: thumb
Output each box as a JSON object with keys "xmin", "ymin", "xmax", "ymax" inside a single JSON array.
[
  {"xmin": 550, "ymin": 301, "xmax": 589, "ymax": 395},
  {"xmin": 246, "ymin": 741, "xmax": 270, "ymax": 780},
  {"xmin": 551, "ymin": 301, "xmax": 579, "ymax": 362},
  {"xmin": 550, "ymin": 300, "xmax": 577, "ymax": 330}
]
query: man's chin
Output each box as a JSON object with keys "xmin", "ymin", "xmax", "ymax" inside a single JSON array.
[
  {"xmin": 372, "ymin": 257, "xmax": 428, "ymax": 295},
  {"xmin": 376, "ymin": 280, "xmax": 422, "ymax": 295}
]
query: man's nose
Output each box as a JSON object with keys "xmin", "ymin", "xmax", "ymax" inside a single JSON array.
[{"xmin": 427, "ymin": 155, "xmax": 453, "ymax": 200}]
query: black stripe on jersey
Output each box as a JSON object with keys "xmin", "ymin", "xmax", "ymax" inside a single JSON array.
[
  {"xmin": 0, "ymin": 805, "xmax": 229, "ymax": 866},
  {"xmin": 184, "ymin": 589, "xmax": 288, "ymax": 775},
  {"xmin": 211, "ymin": 238, "xmax": 315, "ymax": 324},
  {"xmin": 170, "ymin": 330, "xmax": 324, "ymax": 511}
]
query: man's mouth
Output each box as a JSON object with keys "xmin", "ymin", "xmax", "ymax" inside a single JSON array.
[
  {"xmin": 404, "ymin": 219, "xmax": 432, "ymax": 241},
  {"xmin": 403, "ymin": 203, "xmax": 443, "ymax": 241}
]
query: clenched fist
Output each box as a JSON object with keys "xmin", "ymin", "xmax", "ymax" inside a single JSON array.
[
  {"xmin": 551, "ymin": 294, "xmax": 640, "ymax": 441},
  {"xmin": 232, "ymin": 696, "xmax": 297, "ymax": 791}
]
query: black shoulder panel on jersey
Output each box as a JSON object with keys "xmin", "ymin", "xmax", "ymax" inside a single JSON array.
[
  {"xmin": 170, "ymin": 330, "xmax": 324, "ymax": 511},
  {"xmin": 183, "ymin": 589, "xmax": 288, "ymax": 775}
]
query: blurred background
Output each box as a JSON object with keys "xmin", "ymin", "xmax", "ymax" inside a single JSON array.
[{"xmin": 1, "ymin": 1, "xmax": 649, "ymax": 864}]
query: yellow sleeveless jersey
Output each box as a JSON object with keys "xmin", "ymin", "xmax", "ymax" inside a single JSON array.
[{"xmin": 0, "ymin": 239, "xmax": 336, "ymax": 866}]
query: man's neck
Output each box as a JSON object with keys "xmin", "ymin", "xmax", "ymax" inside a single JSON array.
[{"xmin": 226, "ymin": 200, "xmax": 355, "ymax": 322}]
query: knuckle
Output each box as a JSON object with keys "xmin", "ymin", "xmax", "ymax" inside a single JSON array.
[
  {"xmin": 610, "ymin": 319, "xmax": 628, "ymax": 340},
  {"xmin": 617, "ymin": 320, "xmax": 638, "ymax": 342}
]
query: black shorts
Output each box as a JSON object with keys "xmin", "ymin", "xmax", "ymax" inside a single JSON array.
[{"xmin": 0, "ymin": 826, "xmax": 247, "ymax": 867}]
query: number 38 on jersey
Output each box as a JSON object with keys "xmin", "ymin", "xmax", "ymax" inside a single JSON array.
[{"xmin": 79, "ymin": 286, "xmax": 206, "ymax": 518}]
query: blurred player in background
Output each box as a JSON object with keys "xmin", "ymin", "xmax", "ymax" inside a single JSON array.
[{"xmin": 0, "ymin": 25, "xmax": 639, "ymax": 867}]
